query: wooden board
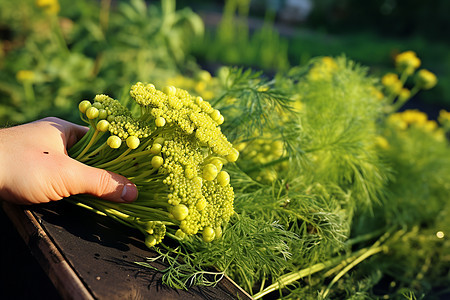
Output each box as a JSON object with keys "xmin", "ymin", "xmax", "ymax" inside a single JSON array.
[{"xmin": 2, "ymin": 201, "xmax": 252, "ymax": 300}]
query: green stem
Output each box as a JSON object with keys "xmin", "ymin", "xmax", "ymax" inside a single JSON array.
[
  {"xmin": 95, "ymin": 147, "xmax": 132, "ymax": 169},
  {"xmin": 389, "ymin": 85, "xmax": 421, "ymax": 113},
  {"xmin": 69, "ymin": 127, "xmax": 96, "ymax": 157},
  {"xmin": 320, "ymin": 245, "xmax": 388, "ymax": 298},
  {"xmin": 93, "ymin": 200, "xmax": 173, "ymax": 222},
  {"xmin": 78, "ymin": 141, "xmax": 108, "ymax": 162},
  {"xmin": 23, "ymin": 82, "xmax": 35, "ymax": 104},
  {"xmin": 51, "ymin": 14, "xmax": 69, "ymax": 55},
  {"xmin": 253, "ymin": 259, "xmax": 335, "ymax": 299},
  {"xmin": 99, "ymin": 0, "xmax": 111, "ymax": 34},
  {"xmin": 344, "ymin": 227, "xmax": 387, "ymax": 247},
  {"xmin": 253, "ymin": 228, "xmax": 397, "ymax": 300},
  {"xmin": 129, "ymin": 168, "xmax": 159, "ymax": 182},
  {"xmin": 75, "ymin": 130, "xmax": 102, "ymax": 160}
]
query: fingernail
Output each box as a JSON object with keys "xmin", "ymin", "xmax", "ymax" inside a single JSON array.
[{"xmin": 121, "ymin": 183, "xmax": 138, "ymax": 202}]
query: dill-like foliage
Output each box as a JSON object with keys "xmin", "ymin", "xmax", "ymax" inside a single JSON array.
[
  {"xmin": 135, "ymin": 56, "xmax": 450, "ymax": 299},
  {"xmin": 212, "ymin": 67, "xmax": 294, "ymax": 142}
]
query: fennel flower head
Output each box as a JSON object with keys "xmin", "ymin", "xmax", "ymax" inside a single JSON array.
[
  {"xmin": 438, "ymin": 110, "xmax": 450, "ymax": 125},
  {"xmin": 16, "ymin": 70, "xmax": 35, "ymax": 82},
  {"xmin": 381, "ymin": 73, "xmax": 402, "ymax": 95},
  {"xmin": 395, "ymin": 51, "xmax": 421, "ymax": 75},
  {"xmin": 415, "ymin": 69, "xmax": 438, "ymax": 90},
  {"xmin": 308, "ymin": 56, "xmax": 338, "ymax": 81},
  {"xmin": 388, "ymin": 110, "xmax": 444, "ymax": 140},
  {"xmin": 75, "ymin": 82, "xmax": 239, "ymax": 245},
  {"xmin": 36, "ymin": 0, "xmax": 60, "ymax": 15}
]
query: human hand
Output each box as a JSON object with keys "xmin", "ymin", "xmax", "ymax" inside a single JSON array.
[{"xmin": 0, "ymin": 117, "xmax": 138, "ymax": 205}]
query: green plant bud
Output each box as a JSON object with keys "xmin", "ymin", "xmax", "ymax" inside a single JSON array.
[
  {"xmin": 151, "ymin": 156, "xmax": 164, "ymax": 169},
  {"xmin": 195, "ymin": 96, "xmax": 203, "ymax": 104},
  {"xmin": 193, "ymin": 176, "xmax": 203, "ymax": 188},
  {"xmin": 203, "ymin": 163, "xmax": 218, "ymax": 181},
  {"xmin": 145, "ymin": 235, "xmax": 157, "ymax": 248},
  {"xmin": 415, "ymin": 69, "xmax": 438, "ymax": 90},
  {"xmin": 155, "ymin": 116, "xmax": 166, "ymax": 127},
  {"xmin": 196, "ymin": 198, "xmax": 207, "ymax": 211},
  {"xmin": 96, "ymin": 120, "xmax": 110, "ymax": 132},
  {"xmin": 217, "ymin": 171, "xmax": 230, "ymax": 187},
  {"xmin": 162, "ymin": 85, "xmax": 177, "ymax": 96},
  {"xmin": 92, "ymin": 102, "xmax": 103, "ymax": 109},
  {"xmin": 214, "ymin": 226, "xmax": 223, "ymax": 239},
  {"xmin": 150, "ymin": 143, "xmax": 162, "ymax": 154},
  {"xmin": 126, "ymin": 136, "xmax": 140, "ymax": 149},
  {"xmin": 78, "ymin": 100, "xmax": 91, "ymax": 114},
  {"xmin": 217, "ymin": 114, "xmax": 225, "ymax": 125},
  {"xmin": 107, "ymin": 115, "xmax": 115, "ymax": 123},
  {"xmin": 210, "ymin": 109, "xmax": 221, "ymax": 122},
  {"xmin": 202, "ymin": 226, "xmax": 215, "ymax": 243},
  {"xmin": 86, "ymin": 106, "xmax": 99, "ymax": 119},
  {"xmin": 171, "ymin": 204, "xmax": 189, "ymax": 221},
  {"xmin": 185, "ymin": 167, "xmax": 196, "ymax": 179},
  {"xmin": 107, "ymin": 135, "xmax": 122, "ymax": 149},
  {"xmin": 210, "ymin": 158, "xmax": 223, "ymax": 172},
  {"xmin": 154, "ymin": 137, "xmax": 165, "ymax": 144},
  {"xmin": 226, "ymin": 148, "xmax": 239, "ymax": 162},
  {"xmin": 98, "ymin": 109, "xmax": 108, "ymax": 120},
  {"xmin": 175, "ymin": 229, "xmax": 186, "ymax": 239}
]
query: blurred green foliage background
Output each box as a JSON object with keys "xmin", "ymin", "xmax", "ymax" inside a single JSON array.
[{"xmin": 1, "ymin": 0, "xmax": 449, "ymax": 126}]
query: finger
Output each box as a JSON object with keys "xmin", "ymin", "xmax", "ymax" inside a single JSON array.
[
  {"xmin": 66, "ymin": 159, "xmax": 138, "ymax": 203},
  {"xmin": 66, "ymin": 123, "xmax": 89, "ymax": 149},
  {"xmin": 37, "ymin": 117, "xmax": 89, "ymax": 149}
]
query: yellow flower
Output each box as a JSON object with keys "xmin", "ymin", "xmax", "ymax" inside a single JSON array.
[
  {"xmin": 401, "ymin": 109, "xmax": 427, "ymax": 125},
  {"xmin": 438, "ymin": 109, "xmax": 450, "ymax": 124},
  {"xmin": 308, "ymin": 56, "xmax": 338, "ymax": 81},
  {"xmin": 36, "ymin": 0, "xmax": 60, "ymax": 15},
  {"xmin": 321, "ymin": 56, "xmax": 338, "ymax": 70},
  {"xmin": 422, "ymin": 120, "xmax": 438, "ymax": 132},
  {"xmin": 398, "ymin": 88, "xmax": 411, "ymax": 102},
  {"xmin": 16, "ymin": 70, "xmax": 35, "ymax": 82},
  {"xmin": 381, "ymin": 73, "xmax": 402, "ymax": 94},
  {"xmin": 395, "ymin": 51, "xmax": 421, "ymax": 75},
  {"xmin": 374, "ymin": 136, "xmax": 389, "ymax": 150},
  {"xmin": 388, "ymin": 113, "xmax": 408, "ymax": 130},
  {"xmin": 197, "ymin": 70, "xmax": 212, "ymax": 82},
  {"xmin": 415, "ymin": 69, "xmax": 437, "ymax": 90}
]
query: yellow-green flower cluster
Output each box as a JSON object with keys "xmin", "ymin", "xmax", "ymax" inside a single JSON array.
[
  {"xmin": 130, "ymin": 82, "xmax": 235, "ymax": 159},
  {"xmin": 438, "ymin": 109, "xmax": 450, "ymax": 133},
  {"xmin": 16, "ymin": 70, "xmax": 35, "ymax": 82},
  {"xmin": 438, "ymin": 110, "xmax": 450, "ymax": 125},
  {"xmin": 164, "ymin": 71, "xmax": 218, "ymax": 100},
  {"xmin": 381, "ymin": 73, "xmax": 403, "ymax": 95},
  {"xmin": 395, "ymin": 51, "xmax": 421, "ymax": 75},
  {"xmin": 381, "ymin": 50, "xmax": 438, "ymax": 113},
  {"xmin": 308, "ymin": 56, "xmax": 339, "ymax": 81},
  {"xmin": 36, "ymin": 0, "xmax": 60, "ymax": 15},
  {"xmin": 415, "ymin": 69, "xmax": 438, "ymax": 90},
  {"xmin": 70, "ymin": 83, "xmax": 238, "ymax": 246},
  {"xmin": 235, "ymin": 138, "xmax": 285, "ymax": 183},
  {"xmin": 388, "ymin": 109, "xmax": 445, "ymax": 141},
  {"xmin": 140, "ymin": 221, "xmax": 166, "ymax": 248}
]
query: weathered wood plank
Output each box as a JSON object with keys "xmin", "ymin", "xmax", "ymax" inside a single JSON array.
[{"xmin": 2, "ymin": 201, "xmax": 252, "ymax": 300}]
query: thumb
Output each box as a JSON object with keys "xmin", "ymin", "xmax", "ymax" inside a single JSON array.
[{"xmin": 67, "ymin": 159, "xmax": 138, "ymax": 203}]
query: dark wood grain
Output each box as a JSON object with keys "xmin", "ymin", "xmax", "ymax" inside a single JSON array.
[{"xmin": 2, "ymin": 201, "xmax": 252, "ymax": 300}]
